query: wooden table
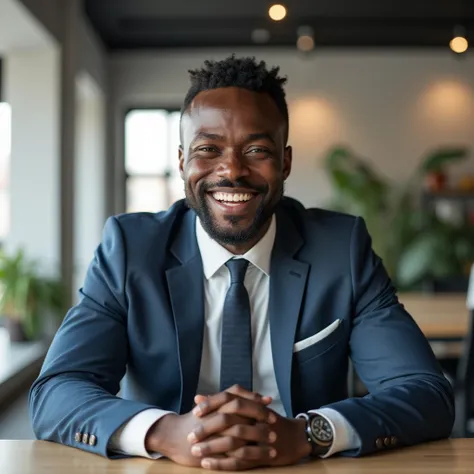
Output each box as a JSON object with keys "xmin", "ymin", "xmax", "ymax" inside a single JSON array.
[
  {"xmin": 1, "ymin": 439, "xmax": 474, "ymax": 473},
  {"xmin": 399, "ymin": 293, "xmax": 469, "ymax": 340}
]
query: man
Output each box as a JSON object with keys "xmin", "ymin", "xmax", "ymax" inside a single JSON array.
[{"xmin": 29, "ymin": 56, "xmax": 454, "ymax": 471}]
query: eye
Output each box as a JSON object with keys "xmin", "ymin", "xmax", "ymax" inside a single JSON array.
[
  {"xmin": 247, "ymin": 147, "xmax": 272, "ymax": 157},
  {"xmin": 197, "ymin": 146, "xmax": 217, "ymax": 153}
]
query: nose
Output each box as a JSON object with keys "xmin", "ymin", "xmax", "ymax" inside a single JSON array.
[{"xmin": 216, "ymin": 150, "xmax": 250, "ymax": 182}]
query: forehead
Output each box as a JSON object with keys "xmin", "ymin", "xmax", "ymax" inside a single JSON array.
[{"xmin": 181, "ymin": 87, "xmax": 285, "ymax": 138}]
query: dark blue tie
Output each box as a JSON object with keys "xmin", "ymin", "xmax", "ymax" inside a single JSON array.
[{"xmin": 220, "ymin": 259, "xmax": 253, "ymax": 392}]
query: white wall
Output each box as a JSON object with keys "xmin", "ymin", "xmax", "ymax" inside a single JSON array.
[
  {"xmin": 74, "ymin": 73, "xmax": 106, "ymax": 296},
  {"xmin": 4, "ymin": 47, "xmax": 61, "ymax": 274},
  {"xmin": 0, "ymin": 0, "xmax": 55, "ymax": 52},
  {"xmin": 6, "ymin": 0, "xmax": 110, "ymax": 299},
  {"xmin": 17, "ymin": 0, "xmax": 109, "ymax": 96},
  {"xmin": 111, "ymin": 49, "xmax": 474, "ymax": 208},
  {"xmin": 16, "ymin": 0, "xmax": 63, "ymax": 43},
  {"xmin": 78, "ymin": 17, "xmax": 108, "ymax": 95}
]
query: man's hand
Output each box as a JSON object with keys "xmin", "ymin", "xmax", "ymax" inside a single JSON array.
[
  {"xmin": 190, "ymin": 387, "xmax": 312, "ymax": 470},
  {"xmin": 188, "ymin": 386, "xmax": 277, "ymax": 470},
  {"xmin": 144, "ymin": 385, "xmax": 275, "ymax": 469}
]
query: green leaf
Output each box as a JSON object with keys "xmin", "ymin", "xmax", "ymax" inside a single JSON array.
[
  {"xmin": 0, "ymin": 246, "xmax": 65, "ymax": 339},
  {"xmin": 419, "ymin": 148, "xmax": 468, "ymax": 173},
  {"xmin": 396, "ymin": 233, "xmax": 443, "ymax": 287}
]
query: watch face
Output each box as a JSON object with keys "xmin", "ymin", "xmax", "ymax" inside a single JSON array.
[{"xmin": 310, "ymin": 416, "xmax": 333, "ymax": 443}]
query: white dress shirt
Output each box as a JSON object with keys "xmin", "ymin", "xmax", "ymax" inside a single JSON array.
[{"xmin": 109, "ymin": 215, "xmax": 360, "ymax": 458}]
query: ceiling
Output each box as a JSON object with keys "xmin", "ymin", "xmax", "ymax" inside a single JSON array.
[{"xmin": 84, "ymin": 0, "xmax": 474, "ymax": 50}]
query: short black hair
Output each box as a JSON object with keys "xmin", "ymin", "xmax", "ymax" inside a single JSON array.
[{"xmin": 182, "ymin": 55, "xmax": 289, "ymax": 139}]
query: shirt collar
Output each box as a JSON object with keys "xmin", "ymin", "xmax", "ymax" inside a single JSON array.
[{"xmin": 196, "ymin": 214, "xmax": 276, "ymax": 279}]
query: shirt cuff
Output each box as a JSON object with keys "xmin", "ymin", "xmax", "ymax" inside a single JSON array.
[
  {"xmin": 308, "ymin": 407, "xmax": 361, "ymax": 458},
  {"xmin": 108, "ymin": 408, "xmax": 175, "ymax": 459}
]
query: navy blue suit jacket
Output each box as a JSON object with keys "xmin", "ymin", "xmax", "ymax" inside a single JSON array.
[{"xmin": 29, "ymin": 197, "xmax": 454, "ymax": 458}]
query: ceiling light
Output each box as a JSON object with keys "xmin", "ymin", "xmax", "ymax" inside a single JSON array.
[
  {"xmin": 269, "ymin": 4, "xmax": 286, "ymax": 21},
  {"xmin": 297, "ymin": 35, "xmax": 314, "ymax": 52},
  {"xmin": 450, "ymin": 25, "xmax": 468, "ymax": 54},
  {"xmin": 450, "ymin": 36, "xmax": 468, "ymax": 54},
  {"xmin": 296, "ymin": 26, "xmax": 315, "ymax": 52}
]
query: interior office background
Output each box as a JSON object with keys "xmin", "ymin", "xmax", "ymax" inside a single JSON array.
[{"xmin": 0, "ymin": 0, "xmax": 473, "ymax": 439}]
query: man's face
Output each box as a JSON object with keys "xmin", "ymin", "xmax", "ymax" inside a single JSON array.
[{"xmin": 179, "ymin": 87, "xmax": 292, "ymax": 247}]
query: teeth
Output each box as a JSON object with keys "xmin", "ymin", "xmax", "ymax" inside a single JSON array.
[{"xmin": 213, "ymin": 192, "xmax": 253, "ymax": 202}]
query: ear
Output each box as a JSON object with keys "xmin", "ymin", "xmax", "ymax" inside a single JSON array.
[
  {"xmin": 178, "ymin": 145, "xmax": 185, "ymax": 179},
  {"xmin": 283, "ymin": 146, "xmax": 292, "ymax": 180}
]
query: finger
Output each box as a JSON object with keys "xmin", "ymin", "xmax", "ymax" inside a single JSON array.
[
  {"xmin": 261, "ymin": 396, "xmax": 273, "ymax": 405},
  {"xmin": 201, "ymin": 457, "xmax": 258, "ymax": 471},
  {"xmin": 194, "ymin": 393, "xmax": 271, "ymax": 415},
  {"xmin": 221, "ymin": 423, "xmax": 277, "ymax": 444},
  {"xmin": 188, "ymin": 413, "xmax": 252, "ymax": 443},
  {"xmin": 193, "ymin": 391, "xmax": 235, "ymax": 417},
  {"xmin": 226, "ymin": 385, "xmax": 272, "ymax": 405},
  {"xmin": 217, "ymin": 397, "xmax": 277, "ymax": 424},
  {"xmin": 190, "ymin": 436, "xmax": 246, "ymax": 457},
  {"xmin": 195, "ymin": 391, "xmax": 272, "ymax": 407},
  {"xmin": 194, "ymin": 394, "xmax": 208, "ymax": 405},
  {"xmin": 228, "ymin": 445, "xmax": 277, "ymax": 461}
]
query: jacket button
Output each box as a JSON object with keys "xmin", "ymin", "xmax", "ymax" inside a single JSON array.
[
  {"xmin": 82, "ymin": 433, "xmax": 89, "ymax": 444},
  {"xmin": 384, "ymin": 437, "xmax": 391, "ymax": 447},
  {"xmin": 376, "ymin": 438, "xmax": 384, "ymax": 449},
  {"xmin": 391, "ymin": 436, "xmax": 398, "ymax": 446},
  {"xmin": 89, "ymin": 435, "xmax": 97, "ymax": 447},
  {"xmin": 74, "ymin": 432, "xmax": 81, "ymax": 443}
]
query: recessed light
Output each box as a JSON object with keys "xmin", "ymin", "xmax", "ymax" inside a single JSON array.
[
  {"xmin": 450, "ymin": 25, "xmax": 468, "ymax": 54},
  {"xmin": 297, "ymin": 26, "xmax": 315, "ymax": 52},
  {"xmin": 450, "ymin": 36, "xmax": 468, "ymax": 54},
  {"xmin": 297, "ymin": 35, "xmax": 315, "ymax": 52},
  {"xmin": 269, "ymin": 4, "xmax": 286, "ymax": 22}
]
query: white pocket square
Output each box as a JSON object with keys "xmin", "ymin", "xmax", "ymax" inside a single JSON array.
[{"xmin": 293, "ymin": 319, "xmax": 341, "ymax": 353}]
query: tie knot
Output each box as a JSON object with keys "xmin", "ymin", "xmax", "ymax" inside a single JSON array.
[{"xmin": 225, "ymin": 259, "xmax": 249, "ymax": 284}]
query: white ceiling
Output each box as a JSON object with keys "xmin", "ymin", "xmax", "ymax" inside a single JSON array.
[{"xmin": 0, "ymin": 0, "xmax": 54, "ymax": 54}]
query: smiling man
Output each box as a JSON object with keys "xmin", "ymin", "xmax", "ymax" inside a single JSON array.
[{"xmin": 30, "ymin": 56, "xmax": 454, "ymax": 471}]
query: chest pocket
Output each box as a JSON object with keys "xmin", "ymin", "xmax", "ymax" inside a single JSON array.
[
  {"xmin": 294, "ymin": 319, "xmax": 345, "ymax": 364},
  {"xmin": 292, "ymin": 320, "xmax": 348, "ymax": 413}
]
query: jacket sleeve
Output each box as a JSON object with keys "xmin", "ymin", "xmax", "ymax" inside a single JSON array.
[
  {"xmin": 29, "ymin": 217, "xmax": 158, "ymax": 458},
  {"xmin": 322, "ymin": 217, "xmax": 455, "ymax": 456}
]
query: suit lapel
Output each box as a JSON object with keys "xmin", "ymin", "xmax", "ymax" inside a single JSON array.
[
  {"xmin": 269, "ymin": 206, "xmax": 309, "ymax": 417},
  {"xmin": 166, "ymin": 209, "xmax": 205, "ymax": 414}
]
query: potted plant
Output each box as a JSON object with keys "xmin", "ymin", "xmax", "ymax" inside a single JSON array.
[
  {"xmin": 324, "ymin": 145, "xmax": 473, "ymax": 290},
  {"xmin": 0, "ymin": 248, "xmax": 65, "ymax": 342}
]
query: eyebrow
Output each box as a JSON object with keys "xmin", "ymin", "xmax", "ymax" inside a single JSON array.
[
  {"xmin": 246, "ymin": 133, "xmax": 276, "ymax": 145},
  {"xmin": 192, "ymin": 132, "xmax": 225, "ymax": 143},
  {"xmin": 191, "ymin": 131, "xmax": 276, "ymax": 146}
]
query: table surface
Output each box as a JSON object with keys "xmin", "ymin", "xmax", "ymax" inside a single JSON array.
[
  {"xmin": 398, "ymin": 293, "xmax": 469, "ymax": 339},
  {"xmin": 1, "ymin": 439, "xmax": 474, "ymax": 474}
]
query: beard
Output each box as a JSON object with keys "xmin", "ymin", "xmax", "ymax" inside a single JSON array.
[{"xmin": 185, "ymin": 178, "xmax": 284, "ymax": 246}]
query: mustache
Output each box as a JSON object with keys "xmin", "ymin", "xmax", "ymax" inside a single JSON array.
[{"xmin": 201, "ymin": 179, "xmax": 268, "ymax": 194}]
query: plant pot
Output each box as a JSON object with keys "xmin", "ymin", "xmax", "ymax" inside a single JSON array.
[
  {"xmin": 425, "ymin": 172, "xmax": 447, "ymax": 192},
  {"xmin": 4, "ymin": 318, "xmax": 28, "ymax": 342}
]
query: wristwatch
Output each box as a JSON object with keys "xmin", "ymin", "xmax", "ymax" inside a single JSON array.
[{"xmin": 296, "ymin": 413, "xmax": 334, "ymax": 457}]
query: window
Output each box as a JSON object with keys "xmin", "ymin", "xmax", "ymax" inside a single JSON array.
[
  {"xmin": 0, "ymin": 102, "xmax": 11, "ymax": 240},
  {"xmin": 125, "ymin": 109, "xmax": 185, "ymax": 213}
]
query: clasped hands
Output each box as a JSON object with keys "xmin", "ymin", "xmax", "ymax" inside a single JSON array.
[{"xmin": 145, "ymin": 384, "xmax": 311, "ymax": 471}]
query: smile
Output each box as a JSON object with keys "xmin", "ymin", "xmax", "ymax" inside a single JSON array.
[
  {"xmin": 212, "ymin": 192, "xmax": 254, "ymax": 202},
  {"xmin": 207, "ymin": 190, "xmax": 259, "ymax": 213}
]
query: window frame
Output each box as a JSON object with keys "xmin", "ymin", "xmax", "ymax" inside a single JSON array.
[{"xmin": 123, "ymin": 105, "xmax": 182, "ymax": 214}]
